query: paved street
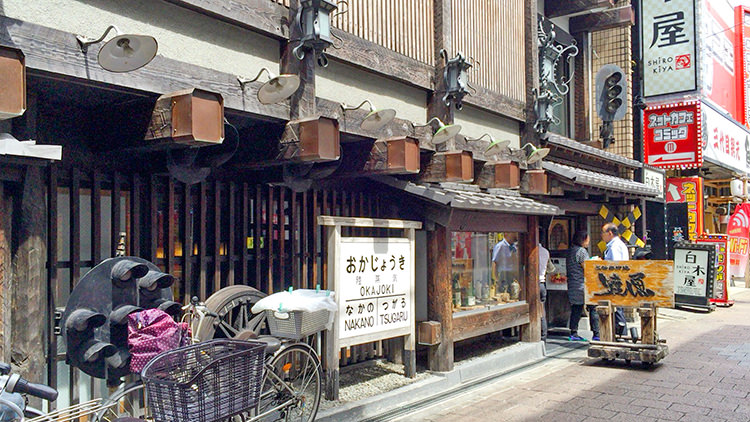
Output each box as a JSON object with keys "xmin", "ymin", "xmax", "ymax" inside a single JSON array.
[{"xmin": 394, "ymin": 288, "xmax": 750, "ymax": 422}]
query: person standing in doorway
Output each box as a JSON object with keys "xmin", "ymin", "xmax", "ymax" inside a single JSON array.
[
  {"xmin": 539, "ymin": 242, "xmax": 555, "ymax": 342},
  {"xmin": 566, "ymin": 231, "xmax": 600, "ymax": 341},
  {"xmin": 601, "ymin": 222, "xmax": 629, "ymax": 335}
]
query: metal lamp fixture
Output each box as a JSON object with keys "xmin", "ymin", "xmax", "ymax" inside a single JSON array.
[
  {"xmin": 340, "ymin": 100, "xmax": 396, "ymax": 131},
  {"xmin": 293, "ymin": 0, "xmax": 340, "ymax": 67},
  {"xmin": 412, "ymin": 117, "xmax": 462, "ymax": 145},
  {"xmin": 440, "ymin": 49, "xmax": 474, "ymax": 110},
  {"xmin": 77, "ymin": 25, "xmax": 158, "ymax": 73},
  {"xmin": 466, "ymin": 133, "xmax": 511, "ymax": 156},
  {"xmin": 521, "ymin": 143, "xmax": 550, "ymax": 164},
  {"xmin": 238, "ymin": 68, "xmax": 301, "ymax": 104}
]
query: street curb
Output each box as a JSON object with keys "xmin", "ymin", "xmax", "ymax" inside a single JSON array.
[{"xmin": 317, "ymin": 341, "xmax": 551, "ymax": 422}]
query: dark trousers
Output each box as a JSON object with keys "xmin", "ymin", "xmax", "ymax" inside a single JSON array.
[
  {"xmin": 569, "ymin": 304, "xmax": 600, "ymax": 337},
  {"xmin": 540, "ymin": 282, "xmax": 547, "ymax": 341}
]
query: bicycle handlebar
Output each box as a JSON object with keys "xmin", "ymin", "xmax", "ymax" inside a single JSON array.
[{"xmin": 6, "ymin": 373, "xmax": 58, "ymax": 402}]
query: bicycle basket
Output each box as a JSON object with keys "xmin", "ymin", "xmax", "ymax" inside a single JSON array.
[
  {"xmin": 264, "ymin": 309, "xmax": 330, "ymax": 340},
  {"xmin": 141, "ymin": 339, "xmax": 265, "ymax": 422}
]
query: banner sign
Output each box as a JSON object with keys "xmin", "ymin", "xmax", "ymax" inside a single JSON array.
[
  {"xmin": 665, "ymin": 177, "xmax": 704, "ymax": 241},
  {"xmin": 644, "ymin": 102, "xmax": 702, "ymax": 169},
  {"xmin": 673, "ymin": 242, "xmax": 716, "ymax": 308},
  {"xmin": 727, "ymin": 202, "xmax": 750, "ymax": 284},
  {"xmin": 337, "ymin": 238, "xmax": 413, "ymax": 341},
  {"xmin": 584, "ymin": 260, "xmax": 675, "ymax": 308},
  {"xmin": 641, "ymin": 0, "xmax": 697, "ymax": 96},
  {"xmin": 701, "ymin": 101, "xmax": 750, "ymax": 174},
  {"xmin": 735, "ymin": 6, "xmax": 750, "ymax": 127},
  {"xmin": 696, "ymin": 234, "xmax": 731, "ymax": 304},
  {"xmin": 701, "ymin": 0, "xmax": 738, "ymax": 120},
  {"xmin": 643, "ymin": 167, "xmax": 666, "ymax": 201}
]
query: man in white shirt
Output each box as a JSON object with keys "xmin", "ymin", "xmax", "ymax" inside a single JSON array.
[
  {"xmin": 492, "ymin": 233, "xmax": 518, "ymax": 293},
  {"xmin": 601, "ymin": 223, "xmax": 629, "ymax": 335},
  {"xmin": 538, "ymin": 243, "xmax": 555, "ymax": 341}
]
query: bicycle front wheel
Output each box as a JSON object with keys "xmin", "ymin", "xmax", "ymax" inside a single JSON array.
[
  {"xmin": 95, "ymin": 380, "xmax": 151, "ymax": 422},
  {"xmin": 258, "ymin": 344, "xmax": 322, "ymax": 422}
]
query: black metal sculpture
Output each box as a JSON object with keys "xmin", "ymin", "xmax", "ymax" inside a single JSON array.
[{"xmin": 61, "ymin": 257, "xmax": 180, "ymax": 386}]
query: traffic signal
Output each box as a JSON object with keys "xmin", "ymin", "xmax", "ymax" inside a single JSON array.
[{"xmin": 596, "ymin": 64, "xmax": 627, "ymax": 122}]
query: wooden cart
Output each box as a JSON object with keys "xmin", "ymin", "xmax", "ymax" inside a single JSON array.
[{"xmin": 587, "ymin": 300, "xmax": 668, "ymax": 366}]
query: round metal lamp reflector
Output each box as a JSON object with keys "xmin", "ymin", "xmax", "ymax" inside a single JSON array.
[
  {"xmin": 432, "ymin": 124, "xmax": 461, "ymax": 144},
  {"xmin": 485, "ymin": 139, "xmax": 511, "ymax": 155},
  {"xmin": 361, "ymin": 108, "xmax": 396, "ymax": 131},
  {"xmin": 97, "ymin": 34, "xmax": 158, "ymax": 73},
  {"xmin": 258, "ymin": 75, "xmax": 301, "ymax": 104},
  {"xmin": 526, "ymin": 147, "xmax": 550, "ymax": 164}
]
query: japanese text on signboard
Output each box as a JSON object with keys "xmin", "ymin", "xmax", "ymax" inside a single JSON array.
[
  {"xmin": 337, "ymin": 238, "xmax": 412, "ymax": 340},
  {"xmin": 584, "ymin": 260, "xmax": 675, "ymax": 308}
]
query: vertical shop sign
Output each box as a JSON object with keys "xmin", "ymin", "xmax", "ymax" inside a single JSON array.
[
  {"xmin": 701, "ymin": 102, "xmax": 750, "ymax": 174},
  {"xmin": 641, "ymin": 0, "xmax": 697, "ymax": 96},
  {"xmin": 727, "ymin": 203, "xmax": 750, "ymax": 284},
  {"xmin": 643, "ymin": 167, "xmax": 666, "ymax": 201},
  {"xmin": 701, "ymin": 0, "xmax": 738, "ymax": 119},
  {"xmin": 643, "ymin": 102, "xmax": 702, "ymax": 169},
  {"xmin": 696, "ymin": 234, "xmax": 731, "ymax": 304},
  {"xmin": 735, "ymin": 6, "xmax": 750, "ymax": 127},
  {"xmin": 666, "ymin": 177, "xmax": 704, "ymax": 241},
  {"xmin": 673, "ymin": 243, "xmax": 715, "ymax": 308}
]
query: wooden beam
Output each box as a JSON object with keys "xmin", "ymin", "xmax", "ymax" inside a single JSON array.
[
  {"xmin": 520, "ymin": 215, "xmax": 541, "ymax": 342},
  {"xmin": 461, "ymin": 84, "xmax": 526, "ymax": 123},
  {"xmin": 281, "ymin": 0, "xmax": 315, "ymax": 120},
  {"xmin": 570, "ymin": 5, "xmax": 635, "ymax": 34},
  {"xmin": 163, "ymin": 0, "xmax": 433, "ymax": 90},
  {"xmin": 315, "ymin": 98, "xmax": 424, "ymax": 144},
  {"xmin": 522, "ymin": 0, "xmax": 540, "ymax": 146},
  {"xmin": 476, "ymin": 161, "xmax": 520, "ymax": 189},
  {"xmin": 144, "ymin": 88, "xmax": 225, "ymax": 146},
  {"xmin": 419, "ymin": 151, "xmax": 474, "ymax": 183},
  {"xmin": 545, "ymin": 0, "xmax": 614, "ymax": 18},
  {"xmin": 0, "ymin": 15, "xmax": 289, "ymax": 121},
  {"xmin": 361, "ymin": 137, "xmax": 420, "ymax": 175},
  {"xmin": 426, "ymin": 224, "xmax": 453, "ymax": 371},
  {"xmin": 452, "ymin": 302, "xmax": 530, "ymax": 342}
]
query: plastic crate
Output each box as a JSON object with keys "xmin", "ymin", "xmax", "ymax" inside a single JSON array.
[
  {"xmin": 141, "ymin": 339, "xmax": 265, "ymax": 422},
  {"xmin": 264, "ymin": 309, "xmax": 330, "ymax": 340}
]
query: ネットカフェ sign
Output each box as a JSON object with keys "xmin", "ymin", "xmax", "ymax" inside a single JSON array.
[
  {"xmin": 584, "ymin": 260, "xmax": 675, "ymax": 308},
  {"xmin": 673, "ymin": 242, "xmax": 715, "ymax": 308}
]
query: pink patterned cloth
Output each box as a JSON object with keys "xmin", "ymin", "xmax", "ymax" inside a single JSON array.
[{"xmin": 127, "ymin": 309, "xmax": 191, "ymax": 373}]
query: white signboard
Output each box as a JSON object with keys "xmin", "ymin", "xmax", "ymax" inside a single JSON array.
[
  {"xmin": 673, "ymin": 248, "xmax": 709, "ymax": 297},
  {"xmin": 337, "ymin": 237, "xmax": 413, "ymax": 341},
  {"xmin": 643, "ymin": 168, "xmax": 665, "ymax": 201},
  {"xmin": 546, "ymin": 257, "xmax": 568, "ymax": 291},
  {"xmin": 641, "ymin": 0, "xmax": 697, "ymax": 96},
  {"xmin": 701, "ymin": 101, "xmax": 750, "ymax": 174}
]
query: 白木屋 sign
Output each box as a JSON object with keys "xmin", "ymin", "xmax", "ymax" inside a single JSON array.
[
  {"xmin": 584, "ymin": 260, "xmax": 675, "ymax": 308},
  {"xmin": 673, "ymin": 242, "xmax": 716, "ymax": 308},
  {"xmin": 641, "ymin": 0, "xmax": 697, "ymax": 96}
]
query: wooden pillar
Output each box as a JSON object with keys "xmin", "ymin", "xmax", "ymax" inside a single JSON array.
[
  {"xmin": 0, "ymin": 183, "xmax": 11, "ymax": 363},
  {"xmin": 428, "ymin": 0, "xmax": 454, "ymax": 149},
  {"xmin": 523, "ymin": 0, "xmax": 540, "ymax": 146},
  {"xmin": 281, "ymin": 0, "xmax": 316, "ymax": 120},
  {"xmin": 11, "ymin": 165, "xmax": 47, "ymax": 384},
  {"xmin": 426, "ymin": 224, "xmax": 453, "ymax": 371},
  {"xmin": 520, "ymin": 215, "xmax": 541, "ymax": 342}
]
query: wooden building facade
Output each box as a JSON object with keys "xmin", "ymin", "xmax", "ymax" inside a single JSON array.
[{"xmin": 0, "ymin": 0, "xmax": 656, "ymax": 407}]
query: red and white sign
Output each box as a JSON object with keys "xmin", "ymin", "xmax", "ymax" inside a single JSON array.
[
  {"xmin": 666, "ymin": 177, "xmax": 704, "ymax": 241},
  {"xmin": 697, "ymin": 234, "xmax": 731, "ymax": 305},
  {"xmin": 644, "ymin": 102, "xmax": 702, "ymax": 169},
  {"xmin": 734, "ymin": 6, "xmax": 750, "ymax": 127},
  {"xmin": 727, "ymin": 203, "xmax": 750, "ymax": 284},
  {"xmin": 701, "ymin": 101, "xmax": 750, "ymax": 174},
  {"xmin": 701, "ymin": 0, "xmax": 738, "ymax": 120}
]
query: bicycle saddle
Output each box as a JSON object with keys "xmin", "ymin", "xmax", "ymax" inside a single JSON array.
[{"xmin": 253, "ymin": 335, "xmax": 281, "ymax": 355}]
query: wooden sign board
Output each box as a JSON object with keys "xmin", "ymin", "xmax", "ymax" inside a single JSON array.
[{"xmin": 584, "ymin": 260, "xmax": 674, "ymax": 308}]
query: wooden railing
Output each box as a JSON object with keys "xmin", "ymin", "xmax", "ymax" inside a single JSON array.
[
  {"xmin": 451, "ymin": 0, "xmax": 526, "ymax": 102},
  {"xmin": 272, "ymin": 0, "xmax": 435, "ymax": 65}
]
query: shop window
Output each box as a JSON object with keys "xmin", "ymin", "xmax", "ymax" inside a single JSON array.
[{"xmin": 451, "ymin": 232, "xmax": 525, "ymax": 313}]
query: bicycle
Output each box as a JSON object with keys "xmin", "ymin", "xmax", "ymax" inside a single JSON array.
[{"xmin": 98, "ymin": 299, "xmax": 325, "ymax": 422}]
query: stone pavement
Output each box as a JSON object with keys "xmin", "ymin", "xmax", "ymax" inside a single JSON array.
[{"xmin": 394, "ymin": 288, "xmax": 750, "ymax": 422}]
